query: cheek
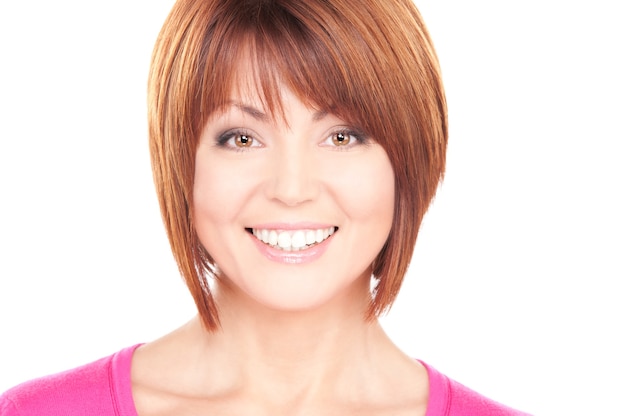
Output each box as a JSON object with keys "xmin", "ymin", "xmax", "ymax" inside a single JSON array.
[
  {"xmin": 193, "ymin": 158, "xmax": 250, "ymax": 225},
  {"xmin": 327, "ymin": 152, "xmax": 395, "ymax": 221}
]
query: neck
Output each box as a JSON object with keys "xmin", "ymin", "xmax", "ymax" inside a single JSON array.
[
  {"xmin": 213, "ymin": 274, "xmax": 376, "ymax": 359},
  {"xmin": 184, "ymin": 276, "xmax": 391, "ymax": 400},
  {"xmin": 132, "ymin": 276, "xmax": 428, "ymax": 413}
]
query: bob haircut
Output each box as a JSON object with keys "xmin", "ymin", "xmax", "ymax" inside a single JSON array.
[{"xmin": 148, "ymin": 0, "xmax": 447, "ymax": 330}]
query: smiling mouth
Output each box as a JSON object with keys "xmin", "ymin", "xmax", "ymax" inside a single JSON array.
[{"xmin": 246, "ymin": 227, "xmax": 338, "ymax": 251}]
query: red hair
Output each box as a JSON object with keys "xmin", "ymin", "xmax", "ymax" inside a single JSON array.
[{"xmin": 148, "ymin": 0, "xmax": 447, "ymax": 330}]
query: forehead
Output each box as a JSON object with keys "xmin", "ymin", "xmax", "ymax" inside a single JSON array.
[
  {"xmin": 216, "ymin": 50, "xmax": 326, "ymax": 125},
  {"xmin": 196, "ymin": 13, "xmax": 376, "ymax": 138}
]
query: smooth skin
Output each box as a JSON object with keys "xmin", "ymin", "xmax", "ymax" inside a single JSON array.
[{"xmin": 131, "ymin": 83, "xmax": 429, "ymax": 415}]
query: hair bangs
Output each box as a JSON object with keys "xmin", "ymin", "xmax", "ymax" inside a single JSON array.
[{"xmin": 196, "ymin": 1, "xmax": 389, "ymax": 136}]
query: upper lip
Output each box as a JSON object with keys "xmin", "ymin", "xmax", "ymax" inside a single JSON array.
[{"xmin": 246, "ymin": 222, "xmax": 337, "ymax": 231}]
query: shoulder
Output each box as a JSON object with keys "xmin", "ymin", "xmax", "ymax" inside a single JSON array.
[
  {"xmin": 420, "ymin": 361, "xmax": 532, "ymax": 416},
  {"xmin": 0, "ymin": 345, "xmax": 141, "ymax": 416}
]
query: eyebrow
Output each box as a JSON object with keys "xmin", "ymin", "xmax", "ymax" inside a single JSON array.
[
  {"xmin": 230, "ymin": 102, "xmax": 328, "ymax": 123},
  {"xmin": 233, "ymin": 103, "xmax": 268, "ymax": 122}
]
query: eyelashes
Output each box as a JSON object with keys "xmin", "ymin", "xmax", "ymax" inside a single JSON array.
[
  {"xmin": 324, "ymin": 128, "xmax": 369, "ymax": 149},
  {"xmin": 215, "ymin": 127, "xmax": 370, "ymax": 151},
  {"xmin": 216, "ymin": 128, "xmax": 262, "ymax": 150}
]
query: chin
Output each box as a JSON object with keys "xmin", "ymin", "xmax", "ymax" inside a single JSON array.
[{"xmin": 219, "ymin": 268, "xmax": 370, "ymax": 316}]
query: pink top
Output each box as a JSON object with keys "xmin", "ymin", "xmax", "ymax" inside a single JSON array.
[{"xmin": 0, "ymin": 345, "xmax": 530, "ymax": 415}]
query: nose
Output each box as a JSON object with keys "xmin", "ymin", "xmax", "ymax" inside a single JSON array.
[{"xmin": 265, "ymin": 142, "xmax": 319, "ymax": 206}]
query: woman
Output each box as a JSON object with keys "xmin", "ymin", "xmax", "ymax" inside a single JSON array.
[{"xmin": 1, "ymin": 0, "xmax": 529, "ymax": 414}]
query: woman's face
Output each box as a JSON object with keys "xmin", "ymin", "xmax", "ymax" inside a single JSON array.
[{"xmin": 193, "ymin": 84, "xmax": 395, "ymax": 313}]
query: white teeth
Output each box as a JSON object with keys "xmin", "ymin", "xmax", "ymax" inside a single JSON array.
[
  {"xmin": 252, "ymin": 227, "xmax": 336, "ymax": 251},
  {"xmin": 268, "ymin": 230, "xmax": 278, "ymax": 246},
  {"xmin": 305, "ymin": 230, "xmax": 316, "ymax": 245},
  {"xmin": 291, "ymin": 231, "xmax": 306, "ymax": 249},
  {"xmin": 277, "ymin": 232, "xmax": 291, "ymax": 249}
]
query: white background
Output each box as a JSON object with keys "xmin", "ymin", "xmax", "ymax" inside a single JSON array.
[{"xmin": 1, "ymin": 1, "xmax": 624, "ymax": 414}]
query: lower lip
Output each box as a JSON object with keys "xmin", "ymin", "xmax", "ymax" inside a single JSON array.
[{"xmin": 249, "ymin": 232, "xmax": 334, "ymax": 265}]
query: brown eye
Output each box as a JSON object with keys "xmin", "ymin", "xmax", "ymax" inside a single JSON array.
[
  {"xmin": 235, "ymin": 134, "xmax": 252, "ymax": 147},
  {"xmin": 332, "ymin": 132, "xmax": 350, "ymax": 146}
]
